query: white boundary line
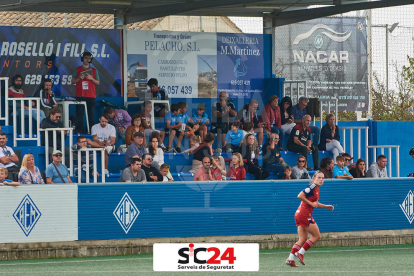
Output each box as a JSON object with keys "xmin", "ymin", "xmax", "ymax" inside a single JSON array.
[
  {"xmin": 0, "ymin": 257, "xmax": 152, "ymax": 266},
  {"xmin": 261, "ymin": 247, "xmax": 414, "ymax": 254}
]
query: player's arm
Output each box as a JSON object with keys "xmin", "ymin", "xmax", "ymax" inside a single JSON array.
[
  {"xmin": 297, "ymin": 191, "xmax": 318, "ymax": 207},
  {"xmin": 317, "ymin": 202, "xmax": 334, "ymax": 210}
]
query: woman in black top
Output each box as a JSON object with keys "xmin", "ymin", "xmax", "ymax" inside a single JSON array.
[
  {"xmin": 349, "ymin": 158, "xmax": 367, "ymax": 178},
  {"xmin": 318, "ymin": 114, "xmax": 344, "ymax": 163},
  {"xmin": 279, "ymin": 96, "xmax": 295, "ymax": 135},
  {"xmin": 240, "ymin": 133, "xmax": 270, "ymax": 180},
  {"xmin": 191, "ymin": 133, "xmax": 215, "ymax": 172}
]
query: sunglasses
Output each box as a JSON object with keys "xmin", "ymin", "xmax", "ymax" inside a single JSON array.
[
  {"xmin": 55, "ymin": 154, "xmax": 62, "ymax": 157},
  {"xmin": 55, "ymin": 116, "xmax": 61, "ymax": 119},
  {"xmin": 345, "ymin": 159, "xmax": 351, "ymax": 161},
  {"xmin": 298, "ymin": 160, "xmax": 306, "ymax": 163},
  {"xmin": 79, "ymin": 140, "xmax": 87, "ymax": 143},
  {"xmin": 146, "ymin": 158, "xmax": 152, "ymax": 161}
]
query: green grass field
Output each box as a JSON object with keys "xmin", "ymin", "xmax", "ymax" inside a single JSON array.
[{"xmin": 0, "ymin": 244, "xmax": 413, "ymax": 275}]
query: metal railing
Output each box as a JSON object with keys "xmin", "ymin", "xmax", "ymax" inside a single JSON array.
[
  {"xmin": 0, "ymin": 77, "xmax": 9, "ymax": 125},
  {"xmin": 367, "ymin": 145, "xmax": 400, "ymax": 177},
  {"xmin": 282, "ymin": 80, "xmax": 307, "ymax": 105},
  {"xmin": 339, "ymin": 126, "xmax": 369, "ymax": 161},
  {"xmin": 9, "ymin": 98, "xmax": 41, "ymax": 147},
  {"xmin": 319, "ymin": 99, "xmax": 339, "ymax": 128},
  {"xmin": 76, "ymin": 148, "xmax": 105, "ymax": 184},
  {"xmin": 40, "ymin": 128, "xmax": 73, "ymax": 176}
]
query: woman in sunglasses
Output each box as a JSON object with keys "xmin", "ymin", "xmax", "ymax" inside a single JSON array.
[
  {"xmin": 292, "ymin": 155, "xmax": 311, "ymax": 179},
  {"xmin": 18, "ymin": 153, "xmax": 45, "ymax": 184}
]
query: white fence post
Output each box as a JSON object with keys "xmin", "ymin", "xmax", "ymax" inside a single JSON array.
[
  {"xmin": 0, "ymin": 77, "xmax": 9, "ymax": 126},
  {"xmin": 366, "ymin": 145, "xmax": 400, "ymax": 177},
  {"xmin": 9, "ymin": 98, "xmax": 41, "ymax": 147},
  {"xmin": 339, "ymin": 126, "xmax": 370, "ymax": 161},
  {"xmin": 74, "ymin": 148, "xmax": 105, "ymax": 184},
  {"xmin": 282, "ymin": 80, "xmax": 307, "ymax": 105}
]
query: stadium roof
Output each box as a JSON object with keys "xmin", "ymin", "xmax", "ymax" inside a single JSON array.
[{"xmin": 0, "ymin": 0, "xmax": 413, "ymax": 26}]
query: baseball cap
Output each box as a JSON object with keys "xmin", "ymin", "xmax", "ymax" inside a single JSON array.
[
  {"xmin": 52, "ymin": 150, "xmax": 63, "ymax": 156},
  {"xmin": 134, "ymin": 132, "xmax": 145, "ymax": 137}
]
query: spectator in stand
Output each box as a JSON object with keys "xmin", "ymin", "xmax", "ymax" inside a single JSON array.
[
  {"xmin": 349, "ymin": 158, "xmax": 367, "ymax": 178},
  {"xmin": 119, "ymin": 157, "xmax": 146, "ymax": 182},
  {"xmin": 367, "ymin": 154, "xmax": 388, "ymax": 178},
  {"xmin": 147, "ymin": 135, "xmax": 164, "ymax": 170},
  {"xmin": 72, "ymin": 136, "xmax": 100, "ymax": 182},
  {"xmin": 104, "ymin": 107, "xmax": 131, "ymax": 144},
  {"xmin": 240, "ymin": 133, "xmax": 270, "ymax": 180},
  {"xmin": 260, "ymin": 95, "xmax": 284, "ymax": 150},
  {"xmin": 333, "ymin": 156, "xmax": 353, "ymax": 180},
  {"xmin": 223, "ymin": 121, "xmax": 243, "ymax": 153},
  {"xmin": 147, "ymin": 78, "xmax": 169, "ymax": 118},
  {"xmin": 160, "ymin": 163, "xmax": 174, "ymax": 182},
  {"xmin": 342, "ymin": 153, "xmax": 353, "ymax": 169},
  {"xmin": 141, "ymin": 153, "xmax": 163, "ymax": 182},
  {"xmin": 211, "ymin": 91, "xmax": 237, "ymax": 148},
  {"xmin": 0, "ymin": 168, "xmax": 20, "ymax": 186},
  {"xmin": 292, "ymin": 97, "xmax": 320, "ymax": 144},
  {"xmin": 177, "ymin": 101, "xmax": 199, "ymax": 135},
  {"xmin": 241, "ymin": 122, "xmax": 254, "ymax": 139},
  {"xmin": 279, "ymin": 166, "xmax": 294, "ymax": 180},
  {"xmin": 262, "ymin": 133, "xmax": 287, "ymax": 178},
  {"xmin": 292, "ymin": 155, "xmax": 311, "ymax": 179},
  {"xmin": 45, "ymin": 150, "xmax": 72, "ymax": 184},
  {"xmin": 8, "ymin": 74, "xmax": 46, "ymax": 122},
  {"xmin": 165, "ymin": 103, "xmax": 184, "ymax": 153},
  {"xmin": 194, "ymin": 157, "xmax": 215, "ymax": 181},
  {"xmin": 287, "ymin": 115, "xmax": 319, "ymax": 170},
  {"xmin": 125, "ymin": 114, "xmax": 146, "ymax": 146},
  {"xmin": 140, "ymin": 101, "xmax": 166, "ymax": 149},
  {"xmin": 182, "ymin": 135, "xmax": 201, "ymax": 154},
  {"xmin": 319, "ymin": 157, "xmax": 334, "ymax": 179},
  {"xmin": 125, "ymin": 132, "xmax": 147, "ymax": 167},
  {"xmin": 279, "ymin": 96, "xmax": 296, "ymax": 135},
  {"xmin": 236, "ymin": 99, "xmax": 265, "ymax": 149},
  {"xmin": 227, "ymin": 152, "xmax": 246, "ymax": 181},
  {"xmin": 18, "ymin": 153, "xmax": 44, "ymax": 184},
  {"xmin": 33, "ymin": 78, "xmax": 58, "ymax": 117},
  {"xmin": 319, "ymin": 114, "xmax": 344, "ymax": 163},
  {"xmin": 91, "ymin": 113, "xmax": 116, "ymax": 174},
  {"xmin": 192, "ymin": 103, "xmax": 210, "ymax": 141},
  {"xmin": 192, "ymin": 133, "xmax": 225, "ymax": 173},
  {"xmin": 211, "ymin": 155, "xmax": 226, "ymax": 180},
  {"xmin": 0, "ymin": 132, "xmax": 20, "ymax": 173}
]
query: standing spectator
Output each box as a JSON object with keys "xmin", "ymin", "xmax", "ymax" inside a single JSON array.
[
  {"xmin": 240, "ymin": 133, "xmax": 270, "ymax": 180},
  {"xmin": 223, "ymin": 122, "xmax": 243, "ymax": 153},
  {"xmin": 141, "ymin": 153, "xmax": 163, "ymax": 182},
  {"xmin": 211, "ymin": 91, "xmax": 237, "ymax": 148},
  {"xmin": 0, "ymin": 168, "xmax": 20, "ymax": 186},
  {"xmin": 165, "ymin": 103, "xmax": 184, "ymax": 152},
  {"xmin": 279, "ymin": 166, "xmax": 294, "ymax": 180},
  {"xmin": 292, "ymin": 97, "xmax": 320, "ymax": 144},
  {"xmin": 125, "ymin": 132, "xmax": 147, "ymax": 167},
  {"xmin": 125, "ymin": 114, "xmax": 146, "ymax": 146},
  {"xmin": 160, "ymin": 163, "xmax": 174, "ymax": 182},
  {"xmin": 262, "ymin": 133, "xmax": 286, "ymax": 177},
  {"xmin": 287, "ymin": 115, "xmax": 319, "ymax": 170},
  {"xmin": 192, "ymin": 133, "xmax": 226, "ymax": 173},
  {"xmin": 333, "ymin": 156, "xmax": 353, "ymax": 180},
  {"xmin": 236, "ymin": 100, "xmax": 265, "ymax": 148},
  {"xmin": 292, "ymin": 155, "xmax": 311, "ymax": 179},
  {"xmin": 119, "ymin": 157, "xmax": 146, "ymax": 182},
  {"xmin": 140, "ymin": 101, "xmax": 166, "ymax": 148},
  {"xmin": 279, "ymin": 96, "xmax": 295, "ymax": 135},
  {"xmin": 0, "ymin": 132, "xmax": 20, "ymax": 173},
  {"xmin": 45, "ymin": 150, "xmax": 72, "ymax": 184},
  {"xmin": 227, "ymin": 152, "xmax": 246, "ymax": 180},
  {"xmin": 147, "ymin": 78, "xmax": 169, "ymax": 118},
  {"xmin": 260, "ymin": 96, "xmax": 284, "ymax": 150},
  {"xmin": 72, "ymin": 136, "xmax": 99, "ymax": 182},
  {"xmin": 182, "ymin": 135, "xmax": 201, "ymax": 154},
  {"xmin": 342, "ymin": 153, "xmax": 353, "ymax": 169},
  {"xmin": 211, "ymin": 155, "xmax": 226, "ymax": 180},
  {"xmin": 319, "ymin": 157, "xmax": 334, "ymax": 179},
  {"xmin": 319, "ymin": 114, "xmax": 344, "ymax": 163},
  {"xmin": 18, "ymin": 153, "xmax": 44, "ymax": 184},
  {"xmin": 71, "ymin": 51, "xmax": 100, "ymax": 134},
  {"xmin": 91, "ymin": 114, "xmax": 116, "ymax": 174},
  {"xmin": 349, "ymin": 158, "xmax": 367, "ymax": 178},
  {"xmin": 194, "ymin": 157, "xmax": 214, "ymax": 181},
  {"xmin": 192, "ymin": 103, "xmax": 209, "ymax": 141},
  {"xmin": 33, "ymin": 78, "xmax": 58, "ymax": 117},
  {"xmin": 177, "ymin": 101, "xmax": 199, "ymax": 135},
  {"xmin": 367, "ymin": 155, "xmax": 388, "ymax": 178},
  {"xmin": 147, "ymin": 135, "xmax": 164, "ymax": 169},
  {"xmin": 104, "ymin": 107, "xmax": 132, "ymax": 144}
]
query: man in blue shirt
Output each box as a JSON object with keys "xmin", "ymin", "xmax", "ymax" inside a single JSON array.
[
  {"xmin": 292, "ymin": 97, "xmax": 320, "ymax": 145},
  {"xmin": 333, "ymin": 156, "xmax": 353, "ymax": 180},
  {"xmin": 46, "ymin": 150, "xmax": 73, "ymax": 184},
  {"xmin": 165, "ymin": 103, "xmax": 184, "ymax": 153},
  {"xmin": 223, "ymin": 122, "xmax": 243, "ymax": 153}
]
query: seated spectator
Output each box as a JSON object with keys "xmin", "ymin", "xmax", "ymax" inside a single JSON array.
[
  {"xmin": 192, "ymin": 133, "xmax": 225, "ymax": 173},
  {"xmin": 260, "ymin": 95, "xmax": 285, "ymax": 150},
  {"xmin": 125, "ymin": 132, "xmax": 147, "ymax": 167},
  {"xmin": 194, "ymin": 157, "xmax": 215, "ymax": 181},
  {"xmin": 319, "ymin": 157, "xmax": 334, "ymax": 179},
  {"xmin": 91, "ymin": 113, "xmax": 116, "ymax": 174},
  {"xmin": 292, "ymin": 155, "xmax": 311, "ymax": 179},
  {"xmin": 182, "ymin": 135, "xmax": 201, "ymax": 154},
  {"xmin": 211, "ymin": 155, "xmax": 226, "ymax": 180},
  {"xmin": 223, "ymin": 122, "xmax": 243, "ymax": 153},
  {"xmin": 349, "ymin": 158, "xmax": 367, "ymax": 178},
  {"xmin": 141, "ymin": 153, "xmax": 163, "ymax": 182},
  {"xmin": 227, "ymin": 152, "xmax": 246, "ymax": 180},
  {"xmin": 160, "ymin": 163, "xmax": 174, "ymax": 182},
  {"xmin": 0, "ymin": 132, "xmax": 20, "ymax": 173},
  {"xmin": 140, "ymin": 100, "xmax": 166, "ymax": 148},
  {"xmin": 236, "ymin": 99, "xmax": 265, "ymax": 148},
  {"xmin": 342, "ymin": 153, "xmax": 353, "ymax": 169},
  {"xmin": 279, "ymin": 96, "xmax": 295, "ymax": 135},
  {"xmin": 72, "ymin": 136, "xmax": 99, "ymax": 182},
  {"xmin": 279, "ymin": 166, "xmax": 294, "ymax": 180},
  {"xmin": 287, "ymin": 115, "xmax": 319, "ymax": 170},
  {"xmin": 177, "ymin": 101, "xmax": 199, "ymax": 135},
  {"xmin": 105, "ymin": 107, "xmax": 131, "ymax": 144},
  {"xmin": 211, "ymin": 91, "xmax": 237, "ymax": 148},
  {"xmin": 367, "ymin": 154, "xmax": 388, "ymax": 178},
  {"xmin": 292, "ymin": 97, "xmax": 320, "ymax": 144},
  {"xmin": 40, "ymin": 108, "xmax": 71, "ymax": 166},
  {"xmin": 18, "ymin": 153, "xmax": 44, "ymax": 184},
  {"xmin": 333, "ymin": 156, "xmax": 353, "ymax": 180},
  {"xmin": 119, "ymin": 157, "xmax": 146, "ymax": 182},
  {"xmin": 165, "ymin": 103, "xmax": 184, "ymax": 153},
  {"xmin": 241, "ymin": 122, "xmax": 254, "ymax": 139},
  {"xmin": 33, "ymin": 78, "xmax": 58, "ymax": 117},
  {"xmin": 0, "ymin": 168, "xmax": 20, "ymax": 186},
  {"xmin": 262, "ymin": 133, "xmax": 287, "ymax": 177},
  {"xmin": 192, "ymin": 103, "xmax": 209, "ymax": 141},
  {"xmin": 240, "ymin": 133, "xmax": 270, "ymax": 180},
  {"xmin": 45, "ymin": 150, "xmax": 72, "ymax": 184},
  {"xmin": 125, "ymin": 114, "xmax": 146, "ymax": 146},
  {"xmin": 147, "ymin": 135, "xmax": 163, "ymax": 170},
  {"xmin": 147, "ymin": 78, "xmax": 169, "ymax": 118},
  {"xmin": 319, "ymin": 114, "xmax": 344, "ymax": 163}
]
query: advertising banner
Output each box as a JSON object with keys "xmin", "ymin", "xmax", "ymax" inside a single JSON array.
[
  {"xmin": 274, "ymin": 17, "xmax": 368, "ymax": 111},
  {"xmin": 0, "ymin": 26, "xmax": 122, "ymax": 97}
]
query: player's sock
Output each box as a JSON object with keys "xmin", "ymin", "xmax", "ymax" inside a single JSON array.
[
  {"xmin": 289, "ymin": 244, "xmax": 301, "ymax": 260},
  {"xmin": 299, "ymin": 240, "xmax": 314, "ymax": 254}
]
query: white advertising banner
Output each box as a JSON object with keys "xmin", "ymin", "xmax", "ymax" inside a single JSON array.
[{"xmin": 0, "ymin": 185, "xmax": 78, "ymax": 243}]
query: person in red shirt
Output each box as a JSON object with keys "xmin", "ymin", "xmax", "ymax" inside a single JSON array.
[
  {"xmin": 210, "ymin": 155, "xmax": 225, "ymax": 181},
  {"xmin": 285, "ymin": 171, "xmax": 334, "ymax": 267},
  {"xmin": 227, "ymin": 152, "xmax": 246, "ymax": 180},
  {"xmin": 71, "ymin": 51, "xmax": 100, "ymax": 134}
]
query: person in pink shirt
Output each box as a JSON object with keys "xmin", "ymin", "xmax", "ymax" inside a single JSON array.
[{"xmin": 194, "ymin": 157, "xmax": 214, "ymax": 181}]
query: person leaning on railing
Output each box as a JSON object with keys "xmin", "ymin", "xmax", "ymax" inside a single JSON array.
[
  {"xmin": 0, "ymin": 132, "xmax": 20, "ymax": 174},
  {"xmin": 18, "ymin": 153, "xmax": 44, "ymax": 184}
]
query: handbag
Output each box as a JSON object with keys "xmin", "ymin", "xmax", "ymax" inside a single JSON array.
[{"xmin": 53, "ymin": 163, "xmax": 66, "ymax": 183}]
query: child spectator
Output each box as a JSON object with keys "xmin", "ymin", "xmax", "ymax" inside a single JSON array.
[
  {"xmin": 165, "ymin": 103, "xmax": 184, "ymax": 153},
  {"xmin": 177, "ymin": 101, "xmax": 199, "ymax": 135},
  {"xmin": 227, "ymin": 152, "xmax": 246, "ymax": 180},
  {"xmin": 160, "ymin": 163, "xmax": 174, "ymax": 182},
  {"xmin": 192, "ymin": 103, "xmax": 210, "ymax": 141},
  {"xmin": 0, "ymin": 168, "xmax": 20, "ymax": 186},
  {"xmin": 333, "ymin": 156, "xmax": 353, "ymax": 180},
  {"xmin": 211, "ymin": 155, "xmax": 226, "ymax": 180},
  {"xmin": 279, "ymin": 166, "xmax": 294, "ymax": 180},
  {"xmin": 223, "ymin": 121, "xmax": 243, "ymax": 153},
  {"xmin": 241, "ymin": 122, "xmax": 254, "ymax": 139},
  {"xmin": 140, "ymin": 100, "xmax": 166, "ymax": 148},
  {"xmin": 182, "ymin": 135, "xmax": 201, "ymax": 154}
]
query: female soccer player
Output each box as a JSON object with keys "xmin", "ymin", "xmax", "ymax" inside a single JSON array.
[{"xmin": 286, "ymin": 171, "xmax": 334, "ymax": 267}]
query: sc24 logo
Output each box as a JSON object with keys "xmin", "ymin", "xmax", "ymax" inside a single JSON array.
[{"xmin": 178, "ymin": 243, "xmax": 236, "ymax": 264}]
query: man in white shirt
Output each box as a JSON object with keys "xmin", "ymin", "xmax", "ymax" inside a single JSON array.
[
  {"xmin": 0, "ymin": 132, "xmax": 19, "ymax": 173},
  {"xmin": 91, "ymin": 114, "xmax": 116, "ymax": 174},
  {"xmin": 367, "ymin": 154, "xmax": 388, "ymax": 178}
]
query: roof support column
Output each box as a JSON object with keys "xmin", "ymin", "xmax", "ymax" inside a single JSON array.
[
  {"xmin": 114, "ymin": 9, "xmax": 125, "ymax": 29},
  {"xmin": 263, "ymin": 13, "xmax": 275, "ymax": 77}
]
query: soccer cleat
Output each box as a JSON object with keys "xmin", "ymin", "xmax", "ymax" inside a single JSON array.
[
  {"xmin": 285, "ymin": 260, "xmax": 298, "ymax": 267},
  {"xmin": 295, "ymin": 252, "xmax": 305, "ymax": 265}
]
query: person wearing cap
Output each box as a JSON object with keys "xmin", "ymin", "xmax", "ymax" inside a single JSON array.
[
  {"xmin": 45, "ymin": 150, "xmax": 72, "ymax": 184},
  {"xmin": 125, "ymin": 132, "xmax": 147, "ymax": 167},
  {"xmin": 91, "ymin": 113, "xmax": 116, "ymax": 174},
  {"xmin": 342, "ymin": 153, "xmax": 353, "ymax": 169}
]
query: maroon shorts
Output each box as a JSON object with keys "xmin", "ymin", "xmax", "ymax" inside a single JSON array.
[{"xmin": 295, "ymin": 214, "xmax": 315, "ymax": 227}]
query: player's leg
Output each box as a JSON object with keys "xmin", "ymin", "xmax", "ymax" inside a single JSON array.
[
  {"xmin": 168, "ymin": 129, "xmax": 176, "ymax": 148},
  {"xmin": 296, "ymin": 221, "xmax": 320, "ymax": 265},
  {"xmin": 286, "ymin": 225, "xmax": 307, "ymax": 267}
]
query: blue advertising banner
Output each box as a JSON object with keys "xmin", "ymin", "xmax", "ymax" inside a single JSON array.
[{"xmin": 0, "ymin": 26, "xmax": 122, "ymax": 97}]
